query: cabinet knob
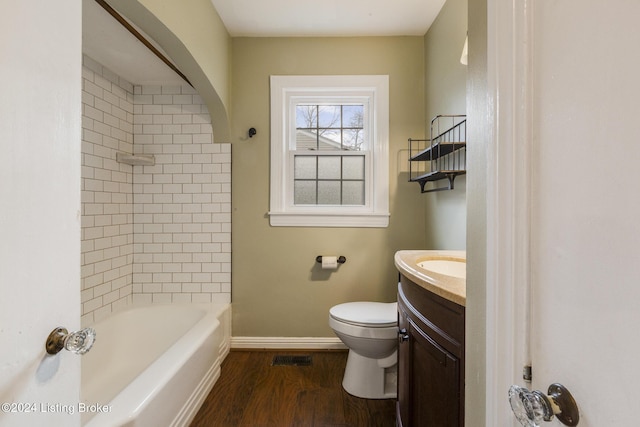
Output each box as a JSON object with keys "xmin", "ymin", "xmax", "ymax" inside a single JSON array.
[
  {"xmin": 398, "ymin": 328, "xmax": 409, "ymax": 343},
  {"xmin": 508, "ymin": 383, "xmax": 579, "ymax": 426}
]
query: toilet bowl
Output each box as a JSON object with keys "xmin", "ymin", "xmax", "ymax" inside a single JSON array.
[{"xmin": 329, "ymin": 301, "xmax": 398, "ymax": 399}]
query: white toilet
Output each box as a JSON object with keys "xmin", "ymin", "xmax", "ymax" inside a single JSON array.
[{"xmin": 329, "ymin": 301, "xmax": 398, "ymax": 399}]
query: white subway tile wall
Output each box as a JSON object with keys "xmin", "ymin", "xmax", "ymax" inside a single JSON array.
[
  {"xmin": 131, "ymin": 84, "xmax": 231, "ymax": 306},
  {"xmin": 81, "ymin": 56, "xmax": 135, "ymax": 326},
  {"xmin": 81, "ymin": 56, "xmax": 231, "ymax": 326}
]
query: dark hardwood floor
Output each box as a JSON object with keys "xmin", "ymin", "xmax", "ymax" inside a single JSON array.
[{"xmin": 191, "ymin": 350, "xmax": 396, "ymax": 427}]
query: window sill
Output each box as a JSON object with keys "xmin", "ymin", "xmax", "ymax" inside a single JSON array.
[{"xmin": 268, "ymin": 212, "xmax": 390, "ymax": 228}]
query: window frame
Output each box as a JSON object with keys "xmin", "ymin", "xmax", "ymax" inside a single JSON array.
[{"xmin": 269, "ymin": 75, "xmax": 389, "ymax": 227}]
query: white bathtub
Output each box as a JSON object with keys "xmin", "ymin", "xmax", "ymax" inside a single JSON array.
[{"xmin": 81, "ymin": 303, "xmax": 231, "ymax": 427}]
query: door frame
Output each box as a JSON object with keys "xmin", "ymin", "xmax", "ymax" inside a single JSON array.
[{"xmin": 467, "ymin": 0, "xmax": 533, "ymax": 425}]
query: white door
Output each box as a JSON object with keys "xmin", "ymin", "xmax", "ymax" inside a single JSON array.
[
  {"xmin": 0, "ymin": 2, "xmax": 82, "ymax": 426},
  {"xmin": 486, "ymin": 1, "xmax": 640, "ymax": 426},
  {"xmin": 529, "ymin": 1, "xmax": 640, "ymax": 425}
]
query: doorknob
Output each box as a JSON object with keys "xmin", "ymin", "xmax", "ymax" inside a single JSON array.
[
  {"xmin": 509, "ymin": 383, "xmax": 579, "ymax": 426},
  {"xmin": 45, "ymin": 327, "xmax": 96, "ymax": 355}
]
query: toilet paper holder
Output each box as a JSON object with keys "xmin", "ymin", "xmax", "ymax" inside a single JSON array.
[{"xmin": 316, "ymin": 255, "xmax": 346, "ymax": 264}]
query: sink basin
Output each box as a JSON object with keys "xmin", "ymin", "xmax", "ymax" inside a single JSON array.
[
  {"xmin": 394, "ymin": 250, "xmax": 466, "ymax": 306},
  {"xmin": 418, "ymin": 259, "xmax": 466, "ymax": 279}
]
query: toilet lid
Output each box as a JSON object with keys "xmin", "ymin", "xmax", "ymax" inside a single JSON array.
[{"xmin": 330, "ymin": 302, "xmax": 397, "ymax": 327}]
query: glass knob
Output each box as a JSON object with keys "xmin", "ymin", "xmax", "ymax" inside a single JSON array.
[
  {"xmin": 509, "ymin": 384, "xmax": 580, "ymax": 427},
  {"xmin": 508, "ymin": 385, "xmax": 553, "ymax": 427},
  {"xmin": 63, "ymin": 328, "xmax": 96, "ymax": 354},
  {"xmin": 46, "ymin": 327, "xmax": 96, "ymax": 355}
]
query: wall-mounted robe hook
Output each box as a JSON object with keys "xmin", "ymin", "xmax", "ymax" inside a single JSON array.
[{"xmin": 248, "ymin": 127, "xmax": 257, "ymax": 138}]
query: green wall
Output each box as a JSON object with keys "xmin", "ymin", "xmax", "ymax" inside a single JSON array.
[
  {"xmin": 231, "ymin": 37, "xmax": 427, "ymax": 337},
  {"xmin": 423, "ymin": 0, "xmax": 468, "ymax": 249},
  {"xmin": 112, "ymin": 0, "xmax": 468, "ymax": 338}
]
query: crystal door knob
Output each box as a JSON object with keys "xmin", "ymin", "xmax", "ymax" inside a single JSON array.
[
  {"xmin": 509, "ymin": 384, "xmax": 579, "ymax": 426},
  {"xmin": 46, "ymin": 327, "xmax": 96, "ymax": 355}
]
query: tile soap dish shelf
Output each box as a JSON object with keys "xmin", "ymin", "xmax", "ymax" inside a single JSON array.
[{"xmin": 116, "ymin": 152, "xmax": 155, "ymax": 166}]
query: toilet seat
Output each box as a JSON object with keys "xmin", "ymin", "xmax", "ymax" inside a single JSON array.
[{"xmin": 329, "ymin": 302, "xmax": 397, "ymax": 328}]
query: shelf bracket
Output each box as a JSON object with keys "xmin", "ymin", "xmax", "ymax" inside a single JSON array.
[{"xmin": 420, "ymin": 173, "xmax": 458, "ymax": 193}]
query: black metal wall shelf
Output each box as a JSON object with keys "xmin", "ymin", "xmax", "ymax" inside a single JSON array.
[{"xmin": 408, "ymin": 115, "xmax": 467, "ymax": 193}]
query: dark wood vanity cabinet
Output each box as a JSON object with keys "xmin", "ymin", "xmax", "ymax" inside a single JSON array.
[{"xmin": 397, "ymin": 274, "xmax": 465, "ymax": 427}]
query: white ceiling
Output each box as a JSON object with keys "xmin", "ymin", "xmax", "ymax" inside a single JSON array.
[
  {"xmin": 210, "ymin": 0, "xmax": 446, "ymax": 37},
  {"xmin": 82, "ymin": 0, "xmax": 446, "ymax": 85}
]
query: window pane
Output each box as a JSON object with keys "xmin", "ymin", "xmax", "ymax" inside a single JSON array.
[
  {"xmin": 294, "ymin": 156, "xmax": 317, "ymax": 179},
  {"xmin": 318, "ymin": 181, "xmax": 341, "ymax": 204},
  {"xmin": 342, "ymin": 156, "xmax": 364, "ymax": 180},
  {"xmin": 342, "ymin": 129, "xmax": 364, "ymax": 150},
  {"xmin": 317, "ymin": 129, "xmax": 341, "ymax": 150},
  {"xmin": 294, "ymin": 180, "xmax": 316, "ymax": 204},
  {"xmin": 343, "ymin": 105, "xmax": 363, "ymax": 126},
  {"xmin": 342, "ymin": 181, "xmax": 365, "ymax": 205},
  {"xmin": 318, "ymin": 105, "xmax": 341, "ymax": 128},
  {"xmin": 296, "ymin": 105, "xmax": 317, "ymax": 129},
  {"xmin": 318, "ymin": 156, "xmax": 341, "ymax": 180},
  {"xmin": 295, "ymin": 129, "xmax": 318, "ymax": 150}
]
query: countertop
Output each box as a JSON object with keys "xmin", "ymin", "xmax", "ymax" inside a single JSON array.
[{"xmin": 394, "ymin": 250, "xmax": 466, "ymax": 306}]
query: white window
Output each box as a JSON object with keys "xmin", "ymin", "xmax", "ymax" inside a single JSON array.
[{"xmin": 269, "ymin": 75, "xmax": 389, "ymax": 227}]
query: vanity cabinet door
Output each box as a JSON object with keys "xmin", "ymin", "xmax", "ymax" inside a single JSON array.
[
  {"xmin": 397, "ymin": 278, "xmax": 464, "ymax": 427},
  {"xmin": 409, "ymin": 319, "xmax": 461, "ymax": 426}
]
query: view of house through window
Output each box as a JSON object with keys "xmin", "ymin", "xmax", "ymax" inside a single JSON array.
[
  {"xmin": 295, "ymin": 104, "xmax": 365, "ymax": 150},
  {"xmin": 294, "ymin": 104, "xmax": 366, "ymax": 206}
]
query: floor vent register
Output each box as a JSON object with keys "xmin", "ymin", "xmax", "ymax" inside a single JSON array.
[{"xmin": 271, "ymin": 355, "xmax": 313, "ymax": 366}]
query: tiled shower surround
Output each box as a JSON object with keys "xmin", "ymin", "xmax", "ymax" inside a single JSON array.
[{"xmin": 81, "ymin": 56, "xmax": 231, "ymax": 325}]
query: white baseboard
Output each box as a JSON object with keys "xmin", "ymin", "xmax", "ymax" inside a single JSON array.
[{"xmin": 231, "ymin": 336, "xmax": 347, "ymax": 350}]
